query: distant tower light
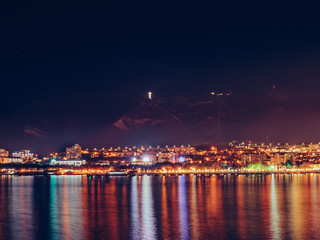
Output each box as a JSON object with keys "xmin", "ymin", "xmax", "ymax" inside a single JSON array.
[{"xmin": 148, "ymin": 92, "xmax": 152, "ymax": 100}]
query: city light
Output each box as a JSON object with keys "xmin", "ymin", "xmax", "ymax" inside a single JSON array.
[
  {"xmin": 1, "ymin": 142, "xmax": 320, "ymax": 175},
  {"xmin": 178, "ymin": 156, "xmax": 185, "ymax": 163}
]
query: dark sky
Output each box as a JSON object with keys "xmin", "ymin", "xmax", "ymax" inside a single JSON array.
[{"xmin": 1, "ymin": 1, "xmax": 320, "ymax": 153}]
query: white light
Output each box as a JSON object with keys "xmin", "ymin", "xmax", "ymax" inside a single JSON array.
[
  {"xmin": 143, "ymin": 156, "xmax": 149, "ymax": 162},
  {"xmin": 148, "ymin": 92, "xmax": 152, "ymax": 100},
  {"xmin": 132, "ymin": 157, "xmax": 137, "ymax": 162},
  {"xmin": 179, "ymin": 156, "xmax": 185, "ymax": 163}
]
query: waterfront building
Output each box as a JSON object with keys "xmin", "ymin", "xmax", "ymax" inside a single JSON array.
[
  {"xmin": 50, "ymin": 158, "xmax": 86, "ymax": 167},
  {"xmin": 131, "ymin": 154, "xmax": 155, "ymax": 165},
  {"xmin": 0, "ymin": 157, "xmax": 23, "ymax": 164},
  {"xmin": 97, "ymin": 158, "xmax": 132, "ymax": 166}
]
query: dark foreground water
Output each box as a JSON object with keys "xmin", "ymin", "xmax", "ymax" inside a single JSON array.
[{"xmin": 0, "ymin": 174, "xmax": 319, "ymax": 240}]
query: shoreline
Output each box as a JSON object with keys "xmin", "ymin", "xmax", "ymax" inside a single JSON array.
[{"xmin": 1, "ymin": 170, "xmax": 320, "ymax": 177}]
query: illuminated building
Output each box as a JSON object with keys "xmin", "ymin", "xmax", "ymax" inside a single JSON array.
[
  {"xmin": 66, "ymin": 144, "xmax": 82, "ymax": 159},
  {"xmin": 241, "ymin": 152, "xmax": 267, "ymax": 165},
  {"xmin": 0, "ymin": 149, "xmax": 9, "ymax": 157},
  {"xmin": 270, "ymin": 153, "xmax": 291, "ymax": 165},
  {"xmin": 97, "ymin": 158, "xmax": 132, "ymax": 166},
  {"xmin": 0, "ymin": 149, "xmax": 14, "ymax": 164},
  {"xmin": 158, "ymin": 151, "xmax": 179, "ymax": 163},
  {"xmin": 50, "ymin": 159, "xmax": 86, "ymax": 167},
  {"xmin": 12, "ymin": 150, "xmax": 34, "ymax": 159},
  {"xmin": 131, "ymin": 154, "xmax": 155, "ymax": 165},
  {"xmin": 167, "ymin": 146, "xmax": 196, "ymax": 155},
  {"xmin": 0, "ymin": 148, "xmax": 10, "ymax": 164},
  {"xmin": 0, "ymin": 157, "xmax": 23, "ymax": 164}
]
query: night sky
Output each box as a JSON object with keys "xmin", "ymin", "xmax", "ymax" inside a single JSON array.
[{"xmin": 2, "ymin": 2, "xmax": 320, "ymax": 154}]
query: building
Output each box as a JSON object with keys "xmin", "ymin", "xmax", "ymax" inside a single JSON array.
[
  {"xmin": 131, "ymin": 154, "xmax": 156, "ymax": 165},
  {"xmin": 241, "ymin": 152, "xmax": 267, "ymax": 165},
  {"xmin": 270, "ymin": 153, "xmax": 290, "ymax": 165},
  {"xmin": 167, "ymin": 146, "xmax": 196, "ymax": 155},
  {"xmin": 12, "ymin": 150, "xmax": 33, "ymax": 159},
  {"xmin": 97, "ymin": 158, "xmax": 132, "ymax": 166},
  {"xmin": 0, "ymin": 157, "xmax": 23, "ymax": 164},
  {"xmin": 66, "ymin": 144, "xmax": 82, "ymax": 159},
  {"xmin": 158, "ymin": 151, "xmax": 179, "ymax": 163},
  {"xmin": 0, "ymin": 149, "xmax": 9, "ymax": 157},
  {"xmin": 50, "ymin": 159, "xmax": 86, "ymax": 167}
]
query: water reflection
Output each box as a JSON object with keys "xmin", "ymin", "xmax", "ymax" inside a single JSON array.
[
  {"xmin": 130, "ymin": 176, "xmax": 140, "ymax": 239},
  {"xmin": 178, "ymin": 176, "xmax": 189, "ymax": 239},
  {"xmin": 236, "ymin": 175, "xmax": 247, "ymax": 239},
  {"xmin": 312, "ymin": 175, "xmax": 320, "ymax": 232},
  {"xmin": 141, "ymin": 176, "xmax": 156, "ymax": 240},
  {"xmin": 189, "ymin": 176, "xmax": 199, "ymax": 239},
  {"xmin": 0, "ymin": 175, "xmax": 320, "ymax": 239},
  {"xmin": 270, "ymin": 174, "xmax": 281, "ymax": 239},
  {"xmin": 11, "ymin": 177, "xmax": 34, "ymax": 240}
]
